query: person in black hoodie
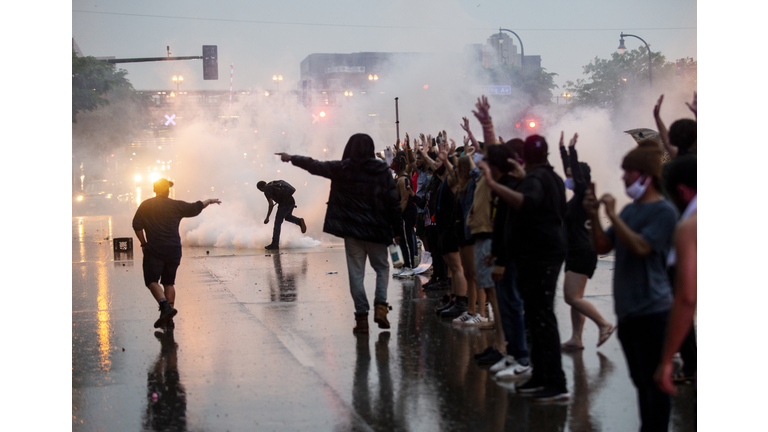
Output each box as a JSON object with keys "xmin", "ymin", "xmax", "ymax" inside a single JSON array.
[{"xmin": 275, "ymin": 134, "xmax": 401, "ymax": 334}]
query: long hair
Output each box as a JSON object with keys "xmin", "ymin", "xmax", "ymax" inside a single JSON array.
[
  {"xmin": 341, "ymin": 133, "xmax": 375, "ymax": 161},
  {"xmin": 457, "ymin": 155, "xmax": 474, "ymax": 192}
]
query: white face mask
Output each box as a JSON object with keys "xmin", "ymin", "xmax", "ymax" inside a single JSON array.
[
  {"xmin": 625, "ymin": 175, "xmax": 650, "ymax": 200},
  {"xmin": 564, "ymin": 178, "xmax": 574, "ymax": 190}
]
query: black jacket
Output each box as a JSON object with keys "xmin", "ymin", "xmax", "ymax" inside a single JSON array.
[{"xmin": 290, "ymin": 155, "xmax": 401, "ymax": 245}]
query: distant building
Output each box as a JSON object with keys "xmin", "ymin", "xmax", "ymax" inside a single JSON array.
[{"xmin": 483, "ymin": 32, "xmax": 541, "ymax": 70}]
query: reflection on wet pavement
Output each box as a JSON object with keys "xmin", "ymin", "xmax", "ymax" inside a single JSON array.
[{"xmin": 72, "ymin": 215, "xmax": 696, "ymax": 431}]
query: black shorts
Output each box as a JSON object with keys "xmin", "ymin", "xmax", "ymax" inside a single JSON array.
[
  {"xmin": 143, "ymin": 249, "xmax": 181, "ymax": 287},
  {"xmin": 438, "ymin": 224, "xmax": 459, "ymax": 255},
  {"xmin": 456, "ymin": 222, "xmax": 475, "ymax": 248},
  {"xmin": 565, "ymin": 251, "xmax": 598, "ymax": 278}
]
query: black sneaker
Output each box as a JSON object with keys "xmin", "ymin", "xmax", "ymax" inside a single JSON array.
[
  {"xmin": 265, "ymin": 243, "xmax": 279, "ymax": 250},
  {"xmin": 435, "ymin": 298, "xmax": 455, "ymax": 315},
  {"xmin": 440, "ymin": 299, "xmax": 468, "ymax": 319},
  {"xmin": 516, "ymin": 378, "xmax": 546, "ymax": 395},
  {"xmin": 438, "ymin": 294, "xmax": 452, "ymax": 305},
  {"xmin": 154, "ymin": 304, "xmax": 177, "ymax": 329},
  {"xmin": 530, "ymin": 387, "xmax": 570, "ymax": 403},
  {"xmin": 476, "ymin": 348, "xmax": 504, "ymax": 365},
  {"xmin": 424, "ymin": 278, "xmax": 450, "ymax": 291},
  {"xmin": 474, "ymin": 346, "xmax": 494, "ymax": 359}
]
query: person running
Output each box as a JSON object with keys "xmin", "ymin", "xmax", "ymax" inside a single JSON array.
[
  {"xmin": 274, "ymin": 133, "xmax": 401, "ymax": 333},
  {"xmin": 584, "ymin": 139, "xmax": 678, "ymax": 431},
  {"xmin": 558, "ymin": 132, "xmax": 615, "ymax": 351},
  {"xmin": 132, "ymin": 178, "xmax": 221, "ymax": 329},
  {"xmin": 257, "ymin": 179, "xmax": 306, "ymax": 250}
]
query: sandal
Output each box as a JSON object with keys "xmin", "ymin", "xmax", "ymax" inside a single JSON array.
[{"xmin": 597, "ymin": 325, "xmax": 616, "ymax": 347}]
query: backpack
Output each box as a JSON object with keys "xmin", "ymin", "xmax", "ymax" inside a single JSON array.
[{"xmin": 269, "ymin": 180, "xmax": 296, "ymax": 203}]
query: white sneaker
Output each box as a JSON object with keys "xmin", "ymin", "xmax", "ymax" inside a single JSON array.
[
  {"xmin": 397, "ymin": 267, "xmax": 415, "ymax": 278},
  {"xmin": 392, "ymin": 267, "xmax": 405, "ymax": 276},
  {"xmin": 496, "ymin": 361, "xmax": 533, "ymax": 381},
  {"xmin": 464, "ymin": 314, "xmax": 488, "ymax": 326},
  {"xmin": 452, "ymin": 311, "xmax": 473, "ymax": 325},
  {"xmin": 490, "ymin": 355, "xmax": 515, "ymax": 373}
]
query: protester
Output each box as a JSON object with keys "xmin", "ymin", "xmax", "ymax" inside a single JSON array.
[
  {"xmin": 257, "ymin": 179, "xmax": 306, "ymax": 250},
  {"xmin": 584, "ymin": 139, "xmax": 678, "ymax": 431},
  {"xmin": 392, "ymin": 150, "xmax": 418, "ymax": 276},
  {"xmin": 275, "ymin": 133, "xmax": 401, "ymax": 333},
  {"xmin": 558, "ymin": 132, "xmax": 614, "ymax": 351},
  {"xmin": 483, "ymin": 132, "xmax": 569, "ymax": 402},
  {"xmin": 132, "ymin": 178, "xmax": 221, "ymax": 329},
  {"xmin": 655, "ymin": 155, "xmax": 697, "ymax": 394},
  {"xmin": 653, "ymin": 94, "xmax": 697, "ymax": 159}
]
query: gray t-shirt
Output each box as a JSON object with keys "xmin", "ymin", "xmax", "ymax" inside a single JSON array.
[{"xmin": 606, "ymin": 199, "xmax": 677, "ymax": 321}]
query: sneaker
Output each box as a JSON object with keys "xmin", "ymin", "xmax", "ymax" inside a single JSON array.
[
  {"xmin": 478, "ymin": 319, "xmax": 495, "ymax": 330},
  {"xmin": 154, "ymin": 304, "xmax": 177, "ymax": 329},
  {"xmin": 440, "ymin": 299, "xmax": 468, "ymax": 319},
  {"xmin": 464, "ymin": 314, "xmax": 488, "ymax": 327},
  {"xmin": 438, "ymin": 294, "xmax": 452, "ymax": 305},
  {"xmin": 496, "ymin": 361, "xmax": 533, "ymax": 381},
  {"xmin": 489, "ymin": 355, "xmax": 515, "ymax": 373},
  {"xmin": 530, "ymin": 387, "xmax": 570, "ymax": 403},
  {"xmin": 435, "ymin": 297, "xmax": 455, "ymax": 315},
  {"xmin": 474, "ymin": 346, "xmax": 494, "ymax": 359},
  {"xmin": 265, "ymin": 243, "xmax": 279, "ymax": 250},
  {"xmin": 476, "ymin": 348, "xmax": 504, "ymax": 366},
  {"xmin": 299, "ymin": 218, "xmax": 307, "ymax": 234},
  {"xmin": 452, "ymin": 311, "xmax": 473, "ymax": 325},
  {"xmin": 516, "ymin": 378, "xmax": 545, "ymax": 394},
  {"xmin": 165, "ymin": 318, "xmax": 175, "ymax": 330},
  {"xmin": 396, "ymin": 268, "xmax": 415, "ymax": 278}
]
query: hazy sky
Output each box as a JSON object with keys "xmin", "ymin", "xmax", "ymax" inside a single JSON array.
[{"xmin": 72, "ymin": 0, "xmax": 696, "ymax": 92}]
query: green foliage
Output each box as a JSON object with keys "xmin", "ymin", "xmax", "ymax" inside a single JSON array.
[
  {"xmin": 72, "ymin": 50, "xmax": 134, "ymax": 123},
  {"xmin": 563, "ymin": 47, "xmax": 692, "ymax": 110}
]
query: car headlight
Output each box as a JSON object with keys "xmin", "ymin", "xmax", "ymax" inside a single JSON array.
[
  {"xmin": 106, "ymin": 194, "xmax": 112, "ymax": 199},
  {"xmin": 76, "ymin": 196, "xmax": 83, "ymax": 201}
]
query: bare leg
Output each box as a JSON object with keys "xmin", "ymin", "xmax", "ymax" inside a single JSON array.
[
  {"xmin": 443, "ymin": 252, "xmax": 466, "ymax": 296},
  {"xmin": 164, "ymin": 284, "xmax": 176, "ymax": 307},
  {"xmin": 562, "ymin": 271, "xmax": 613, "ymax": 348},
  {"xmin": 477, "ymin": 289, "xmax": 487, "ymax": 318},
  {"xmin": 147, "ymin": 282, "xmax": 167, "ymax": 302},
  {"xmin": 460, "ymin": 245, "xmax": 477, "ymax": 314},
  {"xmin": 486, "ymin": 286, "xmax": 507, "ymax": 352}
]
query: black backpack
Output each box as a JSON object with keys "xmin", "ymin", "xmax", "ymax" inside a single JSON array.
[{"xmin": 269, "ymin": 180, "xmax": 296, "ymax": 203}]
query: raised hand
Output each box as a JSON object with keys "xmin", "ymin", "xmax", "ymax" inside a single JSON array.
[
  {"xmin": 463, "ymin": 135, "xmax": 469, "ymax": 146},
  {"xmin": 653, "ymin": 94, "xmax": 664, "ymax": 121},
  {"xmin": 394, "ymin": 138, "xmax": 401, "ymax": 152},
  {"xmin": 472, "ymin": 96, "xmax": 491, "ymax": 124},
  {"xmin": 498, "ymin": 135, "xmax": 504, "ymax": 144},
  {"xmin": 460, "ymin": 117, "xmax": 471, "ymax": 133},
  {"xmin": 449, "ymin": 139, "xmax": 456, "ymax": 155},
  {"xmin": 404, "ymin": 133, "xmax": 410, "ymax": 150},
  {"xmin": 569, "ymin": 133, "xmax": 578, "ymax": 148},
  {"xmin": 686, "ymin": 91, "xmax": 697, "ymax": 119},
  {"xmin": 559, "ymin": 131, "xmax": 565, "ymax": 148}
]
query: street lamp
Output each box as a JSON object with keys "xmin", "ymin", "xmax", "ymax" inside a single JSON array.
[
  {"xmin": 618, "ymin": 32, "xmax": 652, "ymax": 86},
  {"xmin": 498, "ymin": 28, "xmax": 525, "ymax": 75},
  {"xmin": 272, "ymin": 74, "xmax": 283, "ymax": 90},
  {"xmin": 172, "ymin": 75, "xmax": 183, "ymax": 91}
]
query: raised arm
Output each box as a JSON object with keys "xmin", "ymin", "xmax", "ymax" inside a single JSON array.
[
  {"xmin": 472, "ymin": 96, "xmax": 498, "ymax": 146},
  {"xmin": 566, "ymin": 133, "xmax": 588, "ymax": 195},
  {"xmin": 460, "ymin": 117, "xmax": 480, "ymax": 153},
  {"xmin": 559, "ymin": 131, "xmax": 570, "ymax": 173},
  {"xmin": 654, "ymin": 95, "xmax": 678, "ymax": 158}
]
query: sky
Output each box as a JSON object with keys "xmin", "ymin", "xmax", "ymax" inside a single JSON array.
[{"xmin": 71, "ymin": 0, "xmax": 697, "ymax": 92}]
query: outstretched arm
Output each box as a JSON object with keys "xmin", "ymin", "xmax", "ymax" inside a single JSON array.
[{"xmin": 472, "ymin": 96, "xmax": 498, "ymax": 146}]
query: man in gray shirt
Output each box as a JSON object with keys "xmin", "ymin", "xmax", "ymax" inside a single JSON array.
[{"xmin": 584, "ymin": 139, "xmax": 678, "ymax": 432}]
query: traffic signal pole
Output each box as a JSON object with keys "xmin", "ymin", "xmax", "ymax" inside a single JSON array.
[
  {"xmin": 101, "ymin": 56, "xmax": 202, "ymax": 64},
  {"xmin": 98, "ymin": 45, "xmax": 218, "ymax": 80}
]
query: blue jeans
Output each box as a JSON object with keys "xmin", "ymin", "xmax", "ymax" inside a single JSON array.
[
  {"xmin": 344, "ymin": 238, "xmax": 389, "ymax": 316},
  {"xmin": 495, "ymin": 262, "xmax": 530, "ymax": 364},
  {"xmin": 272, "ymin": 198, "xmax": 301, "ymax": 244}
]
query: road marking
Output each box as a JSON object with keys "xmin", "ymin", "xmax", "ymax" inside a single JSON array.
[{"xmin": 164, "ymin": 114, "xmax": 176, "ymax": 126}]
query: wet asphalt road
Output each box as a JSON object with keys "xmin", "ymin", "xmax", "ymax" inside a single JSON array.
[{"xmin": 72, "ymin": 214, "xmax": 696, "ymax": 431}]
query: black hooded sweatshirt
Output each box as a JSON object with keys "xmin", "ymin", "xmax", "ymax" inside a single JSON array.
[{"xmin": 289, "ymin": 134, "xmax": 401, "ymax": 245}]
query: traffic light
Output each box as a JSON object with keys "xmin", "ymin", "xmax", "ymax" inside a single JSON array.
[
  {"xmin": 203, "ymin": 45, "xmax": 218, "ymax": 80},
  {"xmin": 516, "ymin": 119, "xmax": 539, "ymax": 132}
]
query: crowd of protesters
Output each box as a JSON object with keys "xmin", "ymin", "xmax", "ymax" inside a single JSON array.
[{"xmin": 134, "ymin": 90, "xmax": 696, "ymax": 430}]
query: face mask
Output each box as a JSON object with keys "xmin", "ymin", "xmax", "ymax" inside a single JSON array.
[
  {"xmin": 564, "ymin": 178, "xmax": 574, "ymax": 190},
  {"xmin": 625, "ymin": 175, "xmax": 650, "ymax": 200}
]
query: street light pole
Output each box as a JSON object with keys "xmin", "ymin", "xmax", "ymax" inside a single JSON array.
[
  {"xmin": 618, "ymin": 32, "xmax": 652, "ymax": 86},
  {"xmin": 499, "ymin": 28, "xmax": 525, "ymax": 75}
]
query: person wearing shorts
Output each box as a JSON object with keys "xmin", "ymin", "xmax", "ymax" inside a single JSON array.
[
  {"xmin": 558, "ymin": 134, "xmax": 614, "ymax": 351},
  {"xmin": 133, "ymin": 178, "xmax": 221, "ymax": 330}
]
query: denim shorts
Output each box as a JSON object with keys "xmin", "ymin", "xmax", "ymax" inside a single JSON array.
[{"xmin": 474, "ymin": 238, "xmax": 495, "ymax": 289}]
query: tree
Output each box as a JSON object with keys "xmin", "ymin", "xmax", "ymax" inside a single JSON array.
[
  {"xmin": 72, "ymin": 50, "xmax": 134, "ymax": 123},
  {"xmin": 478, "ymin": 64, "xmax": 559, "ymax": 106},
  {"xmin": 564, "ymin": 47, "xmax": 692, "ymax": 110}
]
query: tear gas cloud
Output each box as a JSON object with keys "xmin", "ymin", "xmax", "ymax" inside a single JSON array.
[{"xmin": 92, "ymin": 50, "xmax": 694, "ymax": 250}]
